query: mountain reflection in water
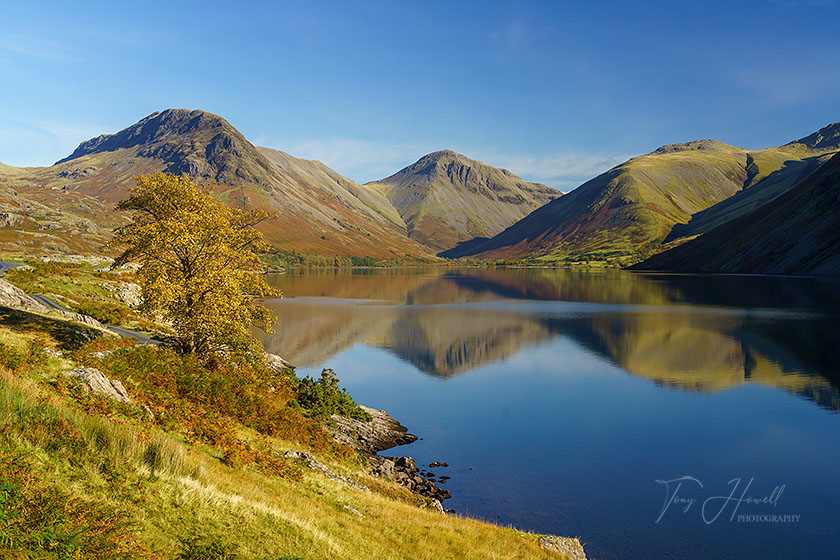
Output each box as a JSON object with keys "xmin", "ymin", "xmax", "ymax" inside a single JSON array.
[{"xmin": 260, "ymin": 268, "xmax": 840, "ymax": 413}]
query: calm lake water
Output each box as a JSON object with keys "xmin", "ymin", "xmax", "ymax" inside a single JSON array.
[{"xmin": 260, "ymin": 268, "xmax": 840, "ymax": 560}]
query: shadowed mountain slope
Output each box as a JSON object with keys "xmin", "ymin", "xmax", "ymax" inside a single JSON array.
[
  {"xmin": 633, "ymin": 150, "xmax": 840, "ymax": 275},
  {"xmin": 443, "ymin": 125, "xmax": 840, "ymax": 264},
  {"xmin": 364, "ymin": 150, "xmax": 561, "ymax": 251}
]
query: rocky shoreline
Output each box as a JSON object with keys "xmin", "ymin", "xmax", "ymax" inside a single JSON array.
[{"xmin": 326, "ymin": 405, "xmax": 453, "ymax": 507}]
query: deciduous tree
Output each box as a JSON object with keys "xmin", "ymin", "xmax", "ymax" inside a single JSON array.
[{"xmin": 112, "ymin": 173, "xmax": 281, "ymax": 357}]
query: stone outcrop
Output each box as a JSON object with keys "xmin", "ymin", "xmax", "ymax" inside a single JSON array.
[
  {"xmin": 282, "ymin": 450, "xmax": 369, "ymax": 492},
  {"xmin": 538, "ymin": 535, "xmax": 587, "ymax": 559},
  {"xmin": 0, "ymin": 279, "xmax": 106, "ymax": 330},
  {"xmin": 101, "ymin": 281, "xmax": 142, "ymax": 308},
  {"xmin": 265, "ymin": 352, "xmax": 296, "ymax": 373},
  {"xmin": 322, "ymin": 404, "xmax": 451, "ymax": 506},
  {"xmin": 327, "ymin": 405, "xmax": 418, "ymax": 455},
  {"xmin": 0, "ymin": 279, "xmax": 46, "ymax": 312},
  {"xmin": 0, "ymin": 213, "xmax": 21, "ymax": 227},
  {"xmin": 61, "ymin": 367, "xmax": 131, "ymax": 403}
]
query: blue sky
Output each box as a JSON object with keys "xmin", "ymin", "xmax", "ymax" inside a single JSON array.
[{"xmin": 1, "ymin": 0, "xmax": 838, "ymax": 189}]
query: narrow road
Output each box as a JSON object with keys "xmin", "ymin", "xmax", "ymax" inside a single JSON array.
[
  {"xmin": 0, "ymin": 261, "xmax": 23, "ymax": 275},
  {"xmin": 1, "ymin": 261, "xmax": 158, "ymax": 344}
]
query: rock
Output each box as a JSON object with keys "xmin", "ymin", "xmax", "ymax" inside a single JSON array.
[
  {"xmin": 371, "ymin": 457, "xmax": 395, "ymax": 478},
  {"xmin": 100, "ymin": 281, "xmax": 141, "ymax": 308},
  {"xmin": 378, "ymin": 454, "xmax": 452, "ymax": 503},
  {"xmin": 140, "ymin": 404, "xmax": 155, "ymax": 421},
  {"xmin": 343, "ymin": 505, "xmax": 364, "ymax": 517},
  {"xmin": 327, "ymin": 406, "xmax": 418, "ymax": 455},
  {"xmin": 61, "ymin": 367, "xmax": 131, "ymax": 403},
  {"xmin": 429, "ymin": 461, "xmax": 441, "ymax": 468},
  {"xmin": 116, "ymin": 282, "xmax": 142, "ymax": 308},
  {"xmin": 265, "ymin": 352, "xmax": 296, "ymax": 373},
  {"xmin": 283, "ymin": 450, "xmax": 370, "ymax": 492},
  {"xmin": 538, "ymin": 535, "xmax": 587, "ymax": 560},
  {"xmin": 0, "ymin": 213, "xmax": 21, "ymax": 227},
  {"xmin": 424, "ymin": 499, "xmax": 445, "ymax": 513}
]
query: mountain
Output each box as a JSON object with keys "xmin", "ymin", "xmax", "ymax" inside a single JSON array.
[
  {"xmin": 0, "ymin": 109, "xmax": 433, "ymax": 260},
  {"xmin": 363, "ymin": 150, "xmax": 561, "ymax": 251},
  {"xmin": 633, "ymin": 150, "xmax": 840, "ymax": 275},
  {"xmin": 443, "ymin": 124, "xmax": 840, "ymax": 263},
  {"xmin": 257, "ymin": 147, "xmax": 406, "ymax": 230}
]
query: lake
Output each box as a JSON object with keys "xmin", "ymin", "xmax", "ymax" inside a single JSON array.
[{"xmin": 259, "ymin": 268, "xmax": 840, "ymax": 560}]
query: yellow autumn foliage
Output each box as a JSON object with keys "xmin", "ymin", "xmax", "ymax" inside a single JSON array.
[{"xmin": 112, "ymin": 173, "xmax": 281, "ymax": 357}]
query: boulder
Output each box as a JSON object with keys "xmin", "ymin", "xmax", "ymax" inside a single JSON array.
[
  {"xmin": 0, "ymin": 213, "xmax": 21, "ymax": 227},
  {"xmin": 265, "ymin": 352, "xmax": 296, "ymax": 373},
  {"xmin": 283, "ymin": 449, "xmax": 370, "ymax": 492},
  {"xmin": 116, "ymin": 282, "xmax": 142, "ymax": 308},
  {"xmin": 538, "ymin": 535, "xmax": 587, "ymax": 559},
  {"xmin": 424, "ymin": 499, "xmax": 445, "ymax": 513},
  {"xmin": 327, "ymin": 406, "xmax": 418, "ymax": 455},
  {"xmin": 61, "ymin": 367, "xmax": 131, "ymax": 403}
]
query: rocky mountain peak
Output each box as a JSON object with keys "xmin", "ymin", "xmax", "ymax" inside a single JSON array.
[
  {"xmin": 54, "ymin": 109, "xmax": 274, "ymax": 187},
  {"xmin": 789, "ymin": 122, "xmax": 840, "ymax": 152},
  {"xmin": 55, "ymin": 109, "xmax": 243, "ymax": 165}
]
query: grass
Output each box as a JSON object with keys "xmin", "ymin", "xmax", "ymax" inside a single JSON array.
[{"xmin": 0, "ymin": 313, "xmax": 570, "ymax": 559}]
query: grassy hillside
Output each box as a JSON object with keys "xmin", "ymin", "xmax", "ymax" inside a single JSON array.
[
  {"xmin": 443, "ymin": 124, "xmax": 840, "ymax": 265},
  {"xmin": 0, "ymin": 306, "xmax": 573, "ymax": 559},
  {"xmin": 633, "ymin": 151, "xmax": 840, "ymax": 275},
  {"xmin": 365, "ymin": 151, "xmax": 561, "ymax": 252},
  {"xmin": 444, "ymin": 140, "xmax": 750, "ymax": 262}
]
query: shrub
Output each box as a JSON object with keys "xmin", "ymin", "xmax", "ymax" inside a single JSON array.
[
  {"xmin": 85, "ymin": 345, "xmax": 352, "ymax": 466},
  {"xmin": 0, "ymin": 340, "xmax": 49, "ymax": 373},
  {"xmin": 0, "ymin": 343, "xmax": 23, "ymax": 371},
  {"xmin": 72, "ymin": 296, "xmax": 133, "ymax": 325},
  {"xmin": 296, "ymin": 369, "xmax": 371, "ymax": 422}
]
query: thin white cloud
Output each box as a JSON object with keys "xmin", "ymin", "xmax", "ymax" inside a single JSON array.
[
  {"xmin": 0, "ymin": 119, "xmax": 108, "ymax": 167},
  {"xmin": 259, "ymin": 136, "xmax": 631, "ymax": 190},
  {"xmin": 260, "ymin": 137, "xmax": 438, "ymax": 184},
  {"xmin": 471, "ymin": 151, "xmax": 632, "ymax": 190},
  {"xmin": 0, "ymin": 34, "xmax": 81, "ymax": 64}
]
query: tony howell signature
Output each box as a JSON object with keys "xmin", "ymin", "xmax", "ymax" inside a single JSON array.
[{"xmin": 654, "ymin": 476, "xmax": 798, "ymax": 524}]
